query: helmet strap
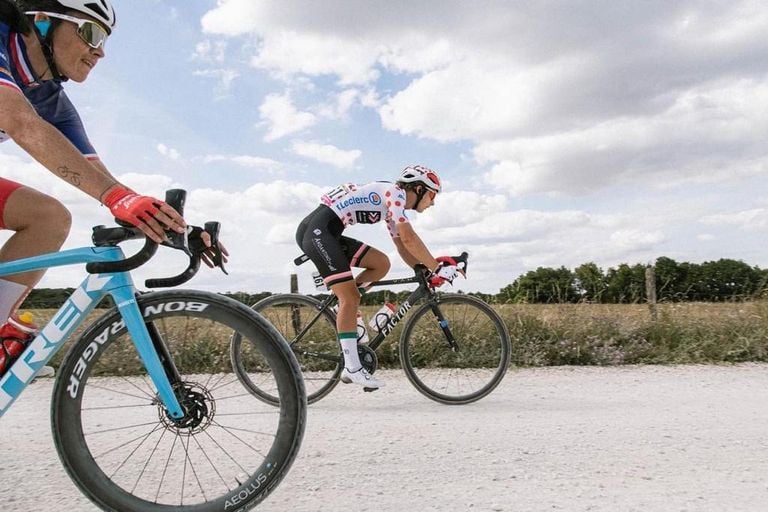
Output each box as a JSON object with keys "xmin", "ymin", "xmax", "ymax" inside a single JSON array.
[
  {"xmin": 31, "ymin": 18, "xmax": 67, "ymax": 82},
  {"xmin": 414, "ymin": 185, "xmax": 427, "ymax": 207}
]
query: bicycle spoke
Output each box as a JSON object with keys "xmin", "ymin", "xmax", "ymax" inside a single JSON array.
[
  {"xmin": 201, "ymin": 429, "xmax": 251, "ymax": 476},
  {"xmin": 130, "ymin": 427, "xmax": 169, "ymax": 495},
  {"xmin": 191, "ymin": 432, "xmax": 232, "ymax": 492},
  {"xmin": 85, "ymin": 420, "xmax": 163, "ymax": 437},
  {"xmin": 84, "ymin": 382, "xmax": 156, "ymax": 403},
  {"xmin": 106, "ymin": 424, "xmax": 164, "ymax": 479},
  {"xmin": 82, "ymin": 403, "xmax": 155, "ymax": 411},
  {"xmin": 155, "ymin": 434, "xmax": 180, "ymax": 503},
  {"xmin": 181, "ymin": 433, "xmax": 209, "ymax": 504}
]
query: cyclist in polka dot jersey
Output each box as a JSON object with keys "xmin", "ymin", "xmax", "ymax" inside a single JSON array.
[{"xmin": 296, "ymin": 165, "xmax": 459, "ymax": 389}]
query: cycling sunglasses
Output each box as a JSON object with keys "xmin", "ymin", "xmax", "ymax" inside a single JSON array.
[{"xmin": 27, "ymin": 11, "xmax": 109, "ymax": 49}]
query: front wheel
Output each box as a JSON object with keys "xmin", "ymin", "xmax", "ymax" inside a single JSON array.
[
  {"xmin": 52, "ymin": 290, "xmax": 306, "ymax": 512},
  {"xmin": 399, "ymin": 294, "xmax": 511, "ymax": 405}
]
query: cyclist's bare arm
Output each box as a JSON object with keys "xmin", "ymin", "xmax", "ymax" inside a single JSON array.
[
  {"xmin": 394, "ymin": 221, "xmax": 440, "ymax": 271},
  {"xmin": 0, "ymin": 87, "xmax": 120, "ymax": 200},
  {"xmin": 88, "ymin": 156, "xmax": 122, "ymax": 185}
]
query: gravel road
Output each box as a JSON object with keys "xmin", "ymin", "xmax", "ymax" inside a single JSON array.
[{"xmin": 2, "ymin": 364, "xmax": 767, "ymax": 512}]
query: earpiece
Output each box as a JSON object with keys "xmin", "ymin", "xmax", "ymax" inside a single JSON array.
[{"xmin": 34, "ymin": 20, "xmax": 51, "ymax": 38}]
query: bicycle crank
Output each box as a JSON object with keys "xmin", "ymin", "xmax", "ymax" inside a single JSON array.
[{"xmin": 357, "ymin": 344, "xmax": 378, "ymax": 374}]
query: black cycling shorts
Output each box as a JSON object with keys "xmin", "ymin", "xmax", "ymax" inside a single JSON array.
[{"xmin": 296, "ymin": 205, "xmax": 370, "ymax": 288}]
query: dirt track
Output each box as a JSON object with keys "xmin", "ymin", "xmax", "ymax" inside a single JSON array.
[{"xmin": 2, "ymin": 364, "xmax": 768, "ymax": 511}]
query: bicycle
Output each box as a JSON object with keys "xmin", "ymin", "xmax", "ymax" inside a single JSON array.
[
  {"xmin": 0, "ymin": 190, "xmax": 306, "ymax": 512},
  {"xmin": 232, "ymin": 252, "xmax": 511, "ymax": 406}
]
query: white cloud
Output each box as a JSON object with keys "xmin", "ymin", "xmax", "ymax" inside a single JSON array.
[
  {"xmin": 157, "ymin": 143, "xmax": 181, "ymax": 161},
  {"xmin": 315, "ymin": 89, "xmax": 362, "ymax": 120},
  {"xmin": 477, "ymin": 77, "xmax": 768, "ymax": 195},
  {"xmin": 191, "ymin": 39, "xmax": 227, "ymax": 63},
  {"xmin": 202, "ymin": 154, "xmax": 283, "ymax": 171},
  {"xmin": 193, "ymin": 68, "xmax": 240, "ymax": 97},
  {"xmin": 251, "ymin": 30, "xmax": 380, "ymax": 85},
  {"xmin": 259, "ymin": 93, "xmax": 317, "ymax": 142},
  {"xmin": 700, "ymin": 208, "xmax": 768, "ymax": 231},
  {"xmin": 291, "ymin": 141, "xmax": 361, "ymax": 170},
  {"xmin": 609, "ymin": 229, "xmax": 667, "ymax": 251}
]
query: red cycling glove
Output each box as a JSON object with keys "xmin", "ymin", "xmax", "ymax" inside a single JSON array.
[
  {"xmin": 429, "ymin": 256, "xmax": 458, "ymax": 287},
  {"xmin": 102, "ymin": 185, "xmax": 162, "ymax": 227}
]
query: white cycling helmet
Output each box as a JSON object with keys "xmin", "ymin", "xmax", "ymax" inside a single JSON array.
[
  {"xmin": 53, "ymin": 0, "xmax": 116, "ymax": 33},
  {"xmin": 398, "ymin": 165, "xmax": 442, "ymax": 193}
]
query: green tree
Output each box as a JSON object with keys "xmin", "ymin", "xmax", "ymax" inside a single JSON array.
[
  {"xmin": 574, "ymin": 262, "xmax": 606, "ymax": 302},
  {"xmin": 509, "ymin": 266, "xmax": 578, "ymax": 303},
  {"xmin": 604, "ymin": 263, "xmax": 646, "ymax": 303}
]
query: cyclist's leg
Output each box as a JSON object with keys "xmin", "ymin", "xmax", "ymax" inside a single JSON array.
[
  {"xmin": 0, "ymin": 181, "xmax": 72, "ymax": 296},
  {"xmin": 342, "ymin": 236, "xmax": 390, "ymax": 289}
]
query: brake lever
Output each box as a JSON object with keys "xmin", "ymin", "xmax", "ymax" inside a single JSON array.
[{"xmin": 162, "ymin": 189, "xmax": 190, "ymax": 255}]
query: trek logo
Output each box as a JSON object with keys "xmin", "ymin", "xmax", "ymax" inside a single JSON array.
[
  {"xmin": 335, "ymin": 192, "xmax": 382, "ymax": 211},
  {"xmin": 0, "ymin": 274, "xmax": 113, "ymax": 413},
  {"xmin": 66, "ymin": 300, "xmax": 211, "ymax": 399}
]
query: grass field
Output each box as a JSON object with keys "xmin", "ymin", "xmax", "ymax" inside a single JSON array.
[{"xmin": 30, "ymin": 300, "xmax": 768, "ymax": 372}]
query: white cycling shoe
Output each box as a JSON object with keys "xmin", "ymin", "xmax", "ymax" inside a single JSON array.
[{"xmin": 340, "ymin": 367, "xmax": 384, "ymax": 391}]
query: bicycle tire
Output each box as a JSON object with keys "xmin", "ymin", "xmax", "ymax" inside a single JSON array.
[
  {"xmin": 233, "ymin": 293, "xmax": 342, "ymax": 406},
  {"xmin": 399, "ymin": 294, "xmax": 511, "ymax": 405},
  {"xmin": 51, "ymin": 290, "xmax": 306, "ymax": 512}
]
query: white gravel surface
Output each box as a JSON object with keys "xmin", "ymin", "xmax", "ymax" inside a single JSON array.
[{"xmin": 2, "ymin": 364, "xmax": 768, "ymax": 512}]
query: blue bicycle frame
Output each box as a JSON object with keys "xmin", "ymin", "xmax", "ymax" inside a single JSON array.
[{"xmin": 0, "ymin": 245, "xmax": 184, "ymax": 419}]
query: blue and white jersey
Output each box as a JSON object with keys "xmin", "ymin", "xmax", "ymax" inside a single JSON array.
[
  {"xmin": 0, "ymin": 22, "xmax": 97, "ymax": 159},
  {"xmin": 320, "ymin": 181, "xmax": 410, "ymax": 238}
]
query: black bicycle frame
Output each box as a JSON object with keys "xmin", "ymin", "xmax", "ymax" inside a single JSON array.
[{"xmin": 297, "ymin": 270, "xmax": 460, "ymax": 359}]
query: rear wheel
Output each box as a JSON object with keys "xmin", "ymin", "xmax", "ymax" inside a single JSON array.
[
  {"xmin": 52, "ymin": 290, "xmax": 306, "ymax": 512},
  {"xmin": 399, "ymin": 294, "xmax": 511, "ymax": 405},
  {"xmin": 234, "ymin": 293, "xmax": 342, "ymax": 405}
]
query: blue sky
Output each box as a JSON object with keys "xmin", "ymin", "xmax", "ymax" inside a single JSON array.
[{"xmin": 2, "ymin": 0, "xmax": 767, "ymax": 294}]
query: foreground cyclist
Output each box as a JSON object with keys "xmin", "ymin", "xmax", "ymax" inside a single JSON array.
[
  {"xmin": 0, "ymin": 0, "xmax": 209, "ymax": 376},
  {"xmin": 296, "ymin": 165, "xmax": 459, "ymax": 390}
]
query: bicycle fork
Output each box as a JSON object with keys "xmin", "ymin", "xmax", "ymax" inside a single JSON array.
[
  {"xmin": 109, "ymin": 284, "xmax": 185, "ymax": 420},
  {"xmin": 429, "ymin": 303, "xmax": 460, "ymax": 352}
]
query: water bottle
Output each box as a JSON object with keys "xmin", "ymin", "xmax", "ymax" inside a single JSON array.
[
  {"xmin": 0, "ymin": 312, "xmax": 37, "ymax": 376},
  {"xmin": 356, "ymin": 311, "xmax": 369, "ymax": 344},
  {"xmin": 368, "ymin": 302, "xmax": 397, "ymax": 332}
]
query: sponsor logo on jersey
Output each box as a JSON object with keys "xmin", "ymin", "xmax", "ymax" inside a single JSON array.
[
  {"xmin": 355, "ymin": 211, "xmax": 381, "ymax": 224},
  {"xmin": 335, "ymin": 191, "xmax": 382, "ymax": 211}
]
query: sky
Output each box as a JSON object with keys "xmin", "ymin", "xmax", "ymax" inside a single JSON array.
[{"xmin": 2, "ymin": 0, "xmax": 768, "ymax": 295}]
